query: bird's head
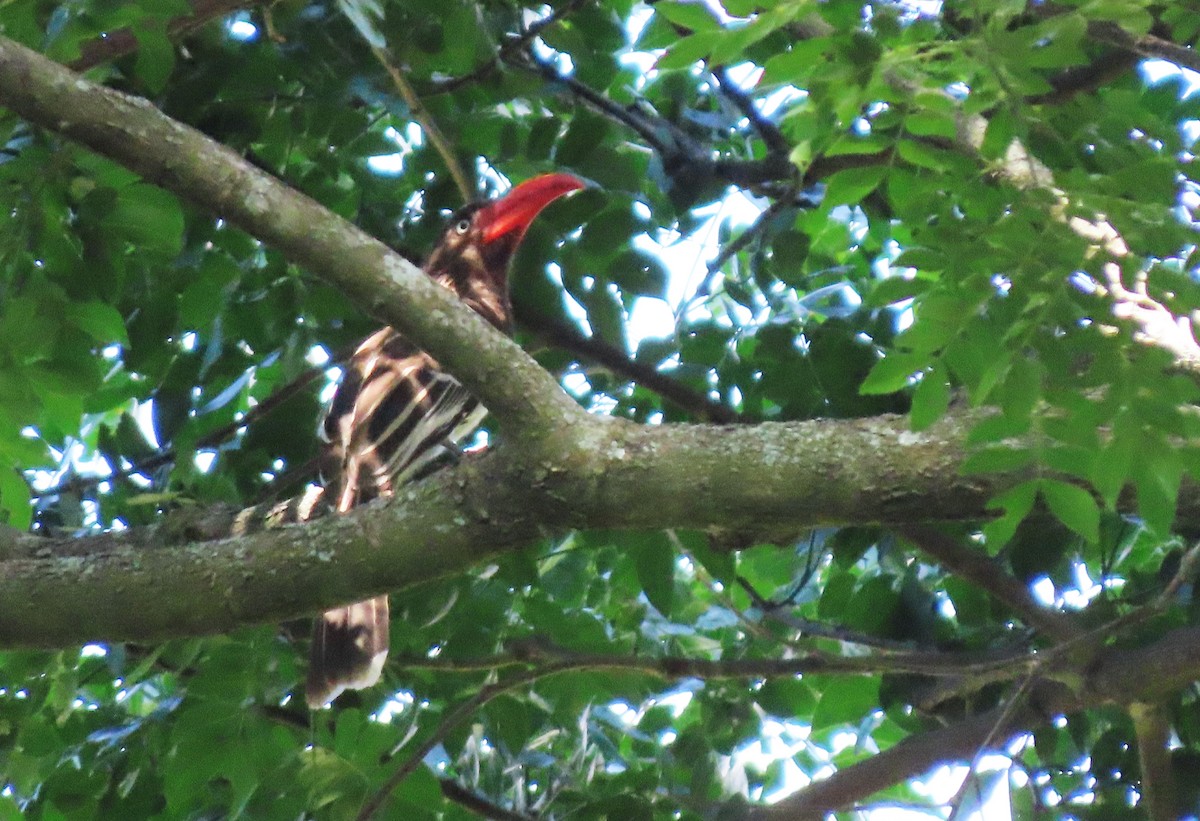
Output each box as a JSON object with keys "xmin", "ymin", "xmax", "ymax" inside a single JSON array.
[{"xmin": 425, "ymin": 173, "xmax": 586, "ymax": 327}]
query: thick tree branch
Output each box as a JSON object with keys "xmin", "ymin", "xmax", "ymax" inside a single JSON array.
[
  {"xmin": 6, "ymin": 408, "xmax": 1200, "ymax": 647},
  {"xmin": 0, "ymin": 35, "xmax": 583, "ymax": 446}
]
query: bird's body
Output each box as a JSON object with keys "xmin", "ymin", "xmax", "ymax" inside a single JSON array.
[{"xmin": 306, "ymin": 174, "xmax": 585, "ymax": 708}]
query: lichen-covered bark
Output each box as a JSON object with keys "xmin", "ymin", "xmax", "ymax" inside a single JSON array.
[{"xmin": 2, "ymin": 411, "xmax": 1198, "ymax": 648}]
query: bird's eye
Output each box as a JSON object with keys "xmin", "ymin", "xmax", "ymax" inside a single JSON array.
[{"xmin": 454, "ymin": 219, "xmax": 470, "ymax": 234}]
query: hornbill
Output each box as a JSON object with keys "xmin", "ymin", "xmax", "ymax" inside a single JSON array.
[{"xmin": 306, "ymin": 173, "xmax": 586, "ymax": 708}]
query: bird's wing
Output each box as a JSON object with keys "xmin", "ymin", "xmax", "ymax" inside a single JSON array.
[{"xmin": 322, "ymin": 327, "xmax": 485, "ymax": 512}]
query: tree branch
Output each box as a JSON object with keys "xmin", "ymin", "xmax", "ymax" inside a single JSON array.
[
  {"xmin": 743, "ymin": 626, "xmax": 1200, "ymax": 818},
  {"xmin": 395, "ymin": 638, "xmax": 1033, "ymax": 680},
  {"xmin": 1131, "ymin": 700, "xmax": 1179, "ymax": 821},
  {"xmin": 1086, "ymin": 21, "xmax": 1200, "ymax": 74},
  {"xmin": 6, "ymin": 406, "xmax": 1200, "ymax": 647},
  {"xmin": 711, "ymin": 65, "xmax": 789, "ymax": 155},
  {"xmin": 517, "ymin": 305, "xmax": 744, "ymax": 424},
  {"xmin": 898, "ymin": 525, "xmax": 1083, "ymax": 642},
  {"xmin": 438, "ymin": 780, "xmax": 535, "ymax": 821}
]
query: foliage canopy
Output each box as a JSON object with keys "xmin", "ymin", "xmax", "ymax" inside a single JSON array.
[{"xmin": 0, "ymin": 0, "xmax": 1198, "ymax": 818}]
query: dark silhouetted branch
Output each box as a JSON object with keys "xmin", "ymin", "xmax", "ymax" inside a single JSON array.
[
  {"xmin": 439, "ymin": 780, "xmax": 535, "ymax": 821},
  {"xmin": 898, "ymin": 525, "xmax": 1083, "ymax": 642},
  {"xmin": 518, "ymin": 306, "xmax": 743, "ymax": 423},
  {"xmin": 712, "ymin": 65, "xmax": 789, "ymax": 154}
]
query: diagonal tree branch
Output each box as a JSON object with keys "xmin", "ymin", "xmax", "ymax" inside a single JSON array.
[
  {"xmin": 0, "ymin": 35, "xmax": 584, "ymax": 444},
  {"xmin": 517, "ymin": 305, "xmax": 744, "ymax": 423},
  {"xmin": 899, "ymin": 525, "xmax": 1083, "ymax": 642},
  {"xmin": 744, "ymin": 625, "xmax": 1200, "ymax": 818},
  {"xmin": 5, "ymin": 406, "xmax": 1200, "ymax": 647}
]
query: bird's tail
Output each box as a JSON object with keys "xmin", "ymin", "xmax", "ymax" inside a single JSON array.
[{"xmin": 305, "ymin": 596, "xmax": 389, "ymax": 708}]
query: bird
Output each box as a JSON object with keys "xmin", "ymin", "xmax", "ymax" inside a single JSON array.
[{"xmin": 306, "ymin": 172, "xmax": 586, "ymax": 708}]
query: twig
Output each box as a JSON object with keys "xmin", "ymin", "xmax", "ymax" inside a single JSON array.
[
  {"xmin": 734, "ymin": 570, "xmax": 920, "ymax": 653},
  {"xmin": 426, "ymin": 0, "xmax": 591, "ymax": 96},
  {"xmin": 685, "ymin": 183, "xmax": 802, "ymax": 310},
  {"xmin": 1055, "ymin": 540, "xmax": 1200, "ymax": 650},
  {"xmin": 438, "ymin": 780, "xmax": 535, "ymax": 821},
  {"xmin": 34, "ymin": 338, "xmax": 359, "ymax": 501},
  {"xmin": 517, "ymin": 305, "xmax": 743, "ymax": 423},
  {"xmin": 34, "ymin": 352, "xmax": 335, "ymax": 501},
  {"xmin": 516, "ymin": 49, "xmax": 678, "ymax": 158},
  {"xmin": 360, "ymin": 640, "xmax": 1037, "ymax": 817},
  {"xmin": 357, "ymin": 660, "xmax": 583, "ymax": 821},
  {"xmin": 711, "ymin": 66, "xmax": 788, "ymax": 154},
  {"xmin": 391, "ymin": 637, "xmax": 1032, "ymax": 681},
  {"xmin": 370, "ymin": 45, "xmax": 472, "ymax": 203},
  {"xmin": 946, "ymin": 674, "xmax": 1036, "ymax": 821},
  {"xmin": 516, "ymin": 48, "xmax": 798, "ymax": 188}
]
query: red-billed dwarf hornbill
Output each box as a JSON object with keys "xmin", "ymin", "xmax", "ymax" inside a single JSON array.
[{"xmin": 306, "ymin": 173, "xmax": 586, "ymax": 708}]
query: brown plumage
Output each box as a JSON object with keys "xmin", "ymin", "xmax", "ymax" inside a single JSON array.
[{"xmin": 306, "ymin": 174, "xmax": 585, "ymax": 708}]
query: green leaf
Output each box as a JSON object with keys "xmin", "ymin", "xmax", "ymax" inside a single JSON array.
[
  {"xmin": 67, "ymin": 301, "xmax": 129, "ymax": 346},
  {"xmin": 633, "ymin": 533, "xmax": 676, "ymax": 616},
  {"xmin": 999, "ymin": 357, "xmax": 1041, "ymax": 422},
  {"xmin": 1039, "ymin": 479, "xmax": 1100, "ymax": 543},
  {"xmin": 904, "ymin": 110, "xmax": 956, "ymax": 140},
  {"xmin": 656, "ymin": 31, "xmax": 721, "ymax": 69},
  {"xmin": 133, "ymin": 20, "xmax": 176, "ymax": 93},
  {"xmin": 823, "ymin": 166, "xmax": 888, "ymax": 208},
  {"xmin": 982, "ymin": 480, "xmax": 1038, "ymax": 548},
  {"xmin": 653, "ymin": 1, "xmax": 720, "ymax": 31},
  {"xmin": 811, "ymin": 676, "xmax": 879, "ymax": 732},
  {"xmin": 910, "ymin": 360, "xmax": 950, "ymax": 430},
  {"xmin": 0, "ymin": 464, "xmax": 32, "ymax": 529},
  {"xmin": 961, "ymin": 445, "xmax": 1034, "ymax": 475},
  {"xmin": 1133, "ymin": 443, "xmax": 1182, "ymax": 536},
  {"xmin": 103, "ymin": 185, "xmax": 185, "ymax": 258},
  {"xmin": 859, "ymin": 350, "xmax": 925, "ymax": 395},
  {"xmin": 608, "ymin": 248, "xmax": 670, "ymax": 298},
  {"xmin": 867, "ymin": 274, "xmax": 931, "ymax": 307},
  {"xmin": 897, "ymin": 139, "xmax": 956, "ymax": 171}
]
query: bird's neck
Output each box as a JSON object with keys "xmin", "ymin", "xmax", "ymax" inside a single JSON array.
[{"xmin": 430, "ymin": 266, "xmax": 512, "ymax": 333}]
